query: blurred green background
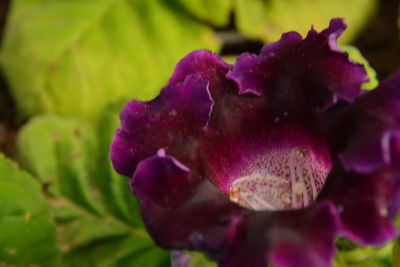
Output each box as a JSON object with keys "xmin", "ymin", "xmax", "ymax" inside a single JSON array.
[{"xmin": 0, "ymin": 0, "xmax": 399, "ymax": 266}]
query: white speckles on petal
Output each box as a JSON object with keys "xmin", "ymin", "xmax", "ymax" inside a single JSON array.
[
  {"xmin": 169, "ymin": 109, "xmax": 177, "ymax": 116},
  {"xmin": 227, "ymin": 147, "xmax": 329, "ymax": 211},
  {"xmin": 379, "ymin": 208, "xmax": 388, "ymax": 217}
]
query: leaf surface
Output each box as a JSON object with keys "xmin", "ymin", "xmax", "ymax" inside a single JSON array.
[
  {"xmin": 17, "ymin": 103, "xmax": 170, "ymax": 266},
  {"xmin": 175, "ymin": 0, "xmax": 232, "ymax": 27},
  {"xmin": 235, "ymin": 0, "xmax": 377, "ymax": 43},
  {"xmin": 0, "ymin": 154, "xmax": 59, "ymax": 266},
  {"xmin": 1, "ymin": 0, "xmax": 220, "ymax": 121}
]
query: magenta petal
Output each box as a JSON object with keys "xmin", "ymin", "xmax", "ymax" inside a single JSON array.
[
  {"xmin": 168, "ymin": 50, "xmax": 233, "ymax": 99},
  {"xmin": 130, "ymin": 149, "xmax": 241, "ymax": 252},
  {"xmin": 220, "ymin": 202, "xmax": 339, "ymax": 267},
  {"xmin": 131, "ymin": 150, "xmax": 339, "ymax": 267},
  {"xmin": 320, "ymin": 165, "xmax": 400, "ymax": 245},
  {"xmin": 226, "ymin": 18, "xmax": 368, "ymax": 112},
  {"xmin": 321, "ymin": 71, "xmax": 400, "ymax": 245},
  {"xmin": 227, "ymin": 31, "xmax": 302, "ymax": 97},
  {"xmin": 111, "ymin": 75, "xmax": 214, "ymax": 177},
  {"xmin": 335, "ymin": 71, "xmax": 400, "ymax": 172},
  {"xmin": 268, "ymin": 203, "xmax": 339, "ymax": 267},
  {"xmin": 391, "ymin": 133, "xmax": 400, "ymax": 163},
  {"xmin": 202, "ymin": 117, "xmax": 332, "ymax": 199}
]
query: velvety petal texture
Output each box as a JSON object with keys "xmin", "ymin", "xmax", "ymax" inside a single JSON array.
[
  {"xmin": 320, "ymin": 165, "xmax": 400, "ymax": 245},
  {"xmin": 318, "ymin": 70, "xmax": 400, "ymax": 246},
  {"xmin": 111, "ymin": 18, "xmax": 400, "ymax": 267},
  {"xmin": 132, "ymin": 150, "xmax": 339, "ymax": 267},
  {"xmin": 226, "ymin": 19, "xmax": 368, "ymax": 112},
  {"xmin": 331, "ymin": 71, "xmax": 400, "ymax": 172},
  {"xmin": 111, "ymin": 75, "xmax": 214, "ymax": 177},
  {"xmin": 168, "ymin": 50, "xmax": 232, "ymax": 100},
  {"xmin": 221, "ymin": 202, "xmax": 339, "ymax": 267},
  {"xmin": 131, "ymin": 149, "xmax": 239, "ymax": 252}
]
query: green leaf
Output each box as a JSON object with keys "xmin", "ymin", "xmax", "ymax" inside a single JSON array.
[
  {"xmin": 17, "ymin": 110, "xmax": 170, "ymax": 266},
  {"xmin": 234, "ymin": 0, "xmax": 377, "ymax": 44},
  {"xmin": 335, "ymin": 238, "xmax": 393, "ymax": 267},
  {"xmin": 340, "ymin": 45, "xmax": 379, "ymax": 90},
  {"xmin": 221, "ymin": 55, "xmax": 237, "ymax": 65},
  {"xmin": 175, "ymin": 0, "xmax": 232, "ymax": 27},
  {"xmin": 1, "ymin": 0, "xmax": 221, "ymax": 121},
  {"xmin": 0, "ymin": 154, "xmax": 59, "ymax": 266},
  {"xmin": 187, "ymin": 252, "xmax": 217, "ymax": 267},
  {"xmin": 393, "ymin": 238, "xmax": 400, "ymax": 267}
]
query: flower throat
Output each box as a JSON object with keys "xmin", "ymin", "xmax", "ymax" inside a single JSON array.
[{"xmin": 228, "ymin": 148, "xmax": 330, "ymax": 211}]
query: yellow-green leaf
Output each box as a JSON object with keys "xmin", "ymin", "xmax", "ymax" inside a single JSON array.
[
  {"xmin": 17, "ymin": 111, "xmax": 170, "ymax": 266},
  {"xmin": 1, "ymin": 0, "xmax": 221, "ymax": 121},
  {"xmin": 175, "ymin": 0, "xmax": 232, "ymax": 27},
  {"xmin": 235, "ymin": 0, "xmax": 377, "ymax": 43}
]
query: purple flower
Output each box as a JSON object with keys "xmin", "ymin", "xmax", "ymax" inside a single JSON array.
[{"xmin": 111, "ymin": 18, "xmax": 400, "ymax": 267}]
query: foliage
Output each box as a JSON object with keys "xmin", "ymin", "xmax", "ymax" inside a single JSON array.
[
  {"xmin": 187, "ymin": 252, "xmax": 217, "ymax": 267},
  {"xmin": 234, "ymin": 0, "xmax": 377, "ymax": 43},
  {"xmin": 0, "ymin": 154, "xmax": 59, "ymax": 266},
  {"xmin": 17, "ymin": 101, "xmax": 170, "ymax": 266},
  {"xmin": 1, "ymin": 0, "xmax": 220, "ymax": 121},
  {"xmin": 176, "ymin": 0, "xmax": 232, "ymax": 27}
]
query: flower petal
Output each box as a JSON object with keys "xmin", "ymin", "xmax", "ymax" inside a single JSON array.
[
  {"xmin": 226, "ymin": 18, "xmax": 368, "ymax": 112},
  {"xmin": 131, "ymin": 150, "xmax": 340, "ymax": 267},
  {"xmin": 131, "ymin": 149, "xmax": 241, "ymax": 252},
  {"xmin": 111, "ymin": 75, "xmax": 214, "ymax": 177},
  {"xmin": 168, "ymin": 50, "xmax": 232, "ymax": 99},
  {"xmin": 320, "ymin": 164, "xmax": 400, "ymax": 245},
  {"xmin": 333, "ymin": 70, "xmax": 400, "ymax": 172},
  {"xmin": 269, "ymin": 203, "xmax": 339, "ymax": 267},
  {"xmin": 221, "ymin": 202, "xmax": 339, "ymax": 267}
]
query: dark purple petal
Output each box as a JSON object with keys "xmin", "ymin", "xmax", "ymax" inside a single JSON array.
[
  {"xmin": 131, "ymin": 150, "xmax": 340, "ymax": 267},
  {"xmin": 320, "ymin": 71, "xmax": 400, "ymax": 244},
  {"xmin": 320, "ymin": 164, "xmax": 400, "ymax": 245},
  {"xmin": 111, "ymin": 75, "xmax": 214, "ymax": 177},
  {"xmin": 391, "ymin": 133, "xmax": 400, "ymax": 163},
  {"xmin": 226, "ymin": 18, "xmax": 368, "ymax": 112},
  {"xmin": 227, "ymin": 31, "xmax": 302, "ymax": 97},
  {"xmin": 221, "ymin": 202, "xmax": 339, "ymax": 267},
  {"xmin": 269, "ymin": 203, "xmax": 339, "ymax": 267},
  {"xmin": 131, "ymin": 149, "xmax": 242, "ymax": 252},
  {"xmin": 332, "ymin": 70, "xmax": 400, "ymax": 172},
  {"xmin": 168, "ymin": 50, "xmax": 233, "ymax": 99}
]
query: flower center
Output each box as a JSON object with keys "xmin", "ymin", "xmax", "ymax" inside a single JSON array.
[{"xmin": 228, "ymin": 147, "xmax": 330, "ymax": 211}]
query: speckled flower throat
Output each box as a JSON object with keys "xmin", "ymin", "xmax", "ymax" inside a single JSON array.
[{"xmin": 228, "ymin": 147, "xmax": 330, "ymax": 211}]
